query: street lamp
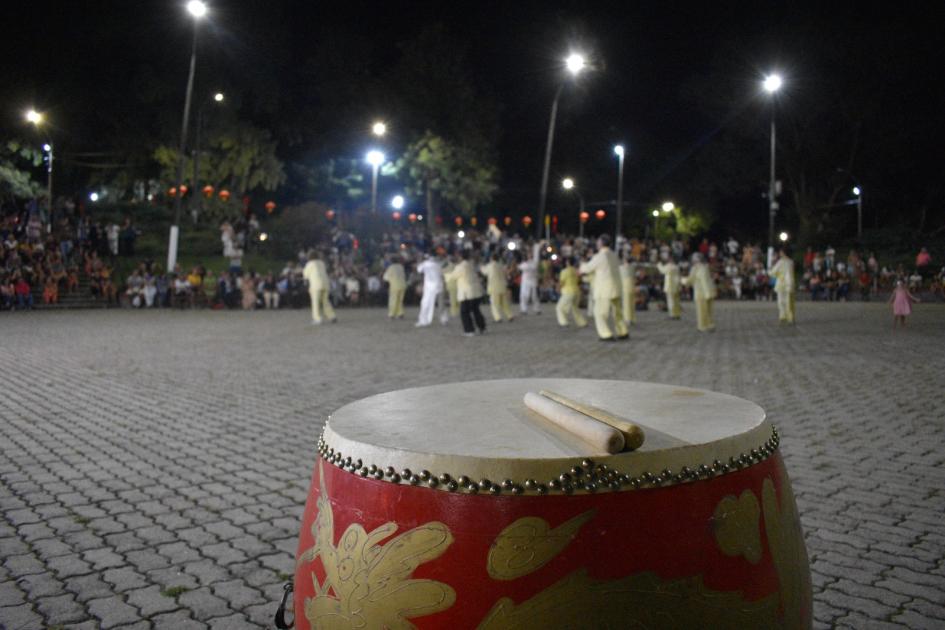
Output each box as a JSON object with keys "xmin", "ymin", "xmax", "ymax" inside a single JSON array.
[
  {"xmin": 391, "ymin": 194, "xmax": 405, "ymax": 210},
  {"xmin": 561, "ymin": 177, "xmax": 586, "ymax": 238},
  {"xmin": 762, "ymin": 72, "xmax": 783, "ymax": 269},
  {"xmin": 779, "ymin": 231, "xmax": 789, "ymax": 242},
  {"xmin": 372, "ymin": 121, "xmax": 387, "ymax": 137},
  {"xmin": 537, "ymin": 52, "xmax": 588, "ymax": 238},
  {"xmin": 613, "ymin": 144, "xmax": 626, "ymax": 242},
  {"xmin": 25, "ymin": 109, "xmax": 53, "ymax": 223},
  {"xmin": 168, "ymin": 0, "xmax": 208, "ymax": 273},
  {"xmin": 366, "ymin": 150, "xmax": 386, "ymax": 214},
  {"xmin": 662, "ymin": 201, "xmax": 675, "ymax": 212},
  {"xmin": 191, "ymin": 91, "xmax": 225, "ymax": 223}
]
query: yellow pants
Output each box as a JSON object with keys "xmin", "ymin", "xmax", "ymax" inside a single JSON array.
[
  {"xmin": 489, "ymin": 291, "xmax": 514, "ymax": 322},
  {"xmin": 309, "ymin": 289, "xmax": 336, "ymax": 324},
  {"xmin": 594, "ymin": 297, "xmax": 628, "ymax": 339},
  {"xmin": 695, "ymin": 298, "xmax": 715, "ymax": 332},
  {"xmin": 556, "ymin": 292, "xmax": 587, "ymax": 327},
  {"xmin": 777, "ymin": 291, "xmax": 795, "ymax": 323},
  {"xmin": 621, "ymin": 279, "xmax": 636, "ymax": 325},
  {"xmin": 447, "ymin": 285, "xmax": 460, "ymax": 317},
  {"xmin": 667, "ymin": 290, "xmax": 681, "ymax": 318},
  {"xmin": 388, "ymin": 288, "xmax": 405, "ymax": 318}
]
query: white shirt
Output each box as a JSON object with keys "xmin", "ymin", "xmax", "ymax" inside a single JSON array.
[{"xmin": 417, "ymin": 259, "xmax": 444, "ymax": 291}]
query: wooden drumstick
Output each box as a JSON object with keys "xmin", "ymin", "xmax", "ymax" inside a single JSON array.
[
  {"xmin": 523, "ymin": 392, "xmax": 625, "ymax": 454},
  {"xmin": 539, "ymin": 389, "xmax": 646, "ymax": 451}
]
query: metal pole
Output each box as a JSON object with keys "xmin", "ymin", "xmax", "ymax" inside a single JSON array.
[
  {"xmin": 538, "ymin": 85, "xmax": 564, "ymax": 239},
  {"xmin": 578, "ymin": 193, "xmax": 585, "ymax": 239},
  {"xmin": 857, "ymin": 193, "xmax": 863, "ymax": 241},
  {"xmin": 168, "ymin": 23, "xmax": 199, "ymax": 272},
  {"xmin": 371, "ymin": 164, "xmax": 379, "ymax": 214},
  {"xmin": 46, "ymin": 143, "xmax": 53, "ymax": 220},
  {"xmin": 767, "ymin": 114, "xmax": 777, "ymax": 269},
  {"xmin": 191, "ymin": 106, "xmax": 202, "ymax": 223},
  {"xmin": 615, "ymin": 152, "xmax": 625, "ymax": 242}
]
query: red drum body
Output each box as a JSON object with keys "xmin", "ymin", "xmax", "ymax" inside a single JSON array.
[{"xmin": 292, "ymin": 380, "xmax": 812, "ymax": 629}]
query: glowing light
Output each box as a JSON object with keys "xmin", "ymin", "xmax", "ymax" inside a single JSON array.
[
  {"xmin": 763, "ymin": 74, "xmax": 783, "ymax": 94},
  {"xmin": 852, "ymin": 186, "xmax": 861, "ymax": 196},
  {"xmin": 546, "ymin": 246, "xmax": 553, "ymax": 253},
  {"xmin": 613, "ymin": 144, "xmax": 625, "ymax": 157},
  {"xmin": 89, "ymin": 192, "xmax": 99, "ymax": 202},
  {"xmin": 43, "ymin": 144, "xmax": 52, "ymax": 153},
  {"xmin": 779, "ymin": 231, "xmax": 789, "ymax": 242},
  {"xmin": 417, "ymin": 214, "xmax": 423, "ymax": 221},
  {"xmin": 391, "ymin": 195, "xmax": 405, "ymax": 210},
  {"xmin": 259, "ymin": 232, "xmax": 269, "ymax": 242},
  {"xmin": 213, "ymin": 92, "xmax": 224, "ymax": 102},
  {"xmin": 186, "ymin": 1, "xmax": 207, "ymax": 18},
  {"xmin": 562, "ymin": 177, "xmax": 574, "ymax": 190},
  {"xmin": 565, "ymin": 53, "xmax": 586, "ymax": 75},
  {"xmin": 457, "ymin": 230, "xmax": 465, "ymax": 238},
  {"xmin": 372, "ymin": 121, "xmax": 387, "ymax": 136},
  {"xmin": 25, "ymin": 110, "xmax": 43, "ymax": 125},
  {"xmin": 662, "ymin": 201, "xmax": 675, "ymax": 212},
  {"xmin": 652, "ymin": 210, "xmax": 660, "ymax": 217},
  {"xmin": 551, "ymin": 254, "xmax": 558, "ymax": 261},
  {"xmin": 507, "ymin": 242, "xmax": 517, "ymax": 251},
  {"xmin": 366, "ymin": 150, "xmax": 385, "ymax": 167}
]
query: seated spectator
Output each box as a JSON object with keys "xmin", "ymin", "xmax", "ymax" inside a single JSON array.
[
  {"xmin": 143, "ymin": 274, "xmax": 158, "ymax": 308},
  {"xmin": 261, "ymin": 272, "xmax": 279, "ymax": 309},
  {"xmin": 99, "ymin": 266, "xmax": 118, "ymax": 304},
  {"xmin": 187, "ymin": 267, "xmax": 204, "ymax": 307},
  {"xmin": 66, "ymin": 266, "xmax": 79, "ymax": 293},
  {"xmin": 126, "ymin": 270, "xmax": 145, "ymax": 307},
  {"xmin": 43, "ymin": 276, "xmax": 59, "ymax": 304},
  {"xmin": 241, "ymin": 272, "xmax": 257, "ymax": 310},
  {"xmin": 14, "ymin": 275, "xmax": 33, "ymax": 309},
  {"xmin": 173, "ymin": 274, "xmax": 192, "ymax": 307}
]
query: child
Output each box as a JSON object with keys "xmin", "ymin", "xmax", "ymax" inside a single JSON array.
[
  {"xmin": 888, "ymin": 279, "xmax": 919, "ymax": 329},
  {"xmin": 43, "ymin": 276, "xmax": 59, "ymax": 304}
]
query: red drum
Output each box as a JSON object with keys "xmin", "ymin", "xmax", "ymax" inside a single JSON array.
[{"xmin": 291, "ymin": 379, "xmax": 812, "ymax": 629}]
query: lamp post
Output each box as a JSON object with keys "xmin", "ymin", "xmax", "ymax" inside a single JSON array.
[
  {"xmin": 366, "ymin": 150, "xmax": 386, "ymax": 214},
  {"xmin": 538, "ymin": 53, "xmax": 586, "ymax": 239},
  {"xmin": 372, "ymin": 121, "xmax": 387, "ymax": 137},
  {"xmin": 613, "ymin": 144, "xmax": 625, "ymax": 242},
  {"xmin": 25, "ymin": 110, "xmax": 53, "ymax": 226},
  {"xmin": 853, "ymin": 186, "xmax": 863, "ymax": 241},
  {"xmin": 191, "ymin": 91, "xmax": 224, "ymax": 223},
  {"xmin": 561, "ymin": 177, "xmax": 585, "ymax": 237},
  {"xmin": 168, "ymin": 0, "xmax": 207, "ymax": 273},
  {"xmin": 763, "ymin": 73, "xmax": 783, "ymax": 269}
]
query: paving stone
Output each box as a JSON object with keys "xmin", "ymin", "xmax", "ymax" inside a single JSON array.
[
  {"xmin": 102, "ymin": 567, "xmax": 149, "ymax": 593},
  {"xmin": 177, "ymin": 586, "xmax": 233, "ymax": 621},
  {"xmin": 35, "ymin": 592, "xmax": 86, "ymax": 625},
  {"xmin": 152, "ymin": 609, "xmax": 205, "ymax": 630},
  {"xmin": 125, "ymin": 584, "xmax": 180, "ymax": 617},
  {"xmin": 0, "ymin": 603, "xmax": 44, "ymax": 630},
  {"xmin": 87, "ymin": 595, "xmax": 139, "ymax": 629},
  {"xmin": 212, "ymin": 579, "xmax": 265, "ymax": 609}
]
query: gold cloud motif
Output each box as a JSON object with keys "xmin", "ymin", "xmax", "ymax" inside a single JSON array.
[
  {"xmin": 487, "ymin": 510, "xmax": 596, "ymax": 580},
  {"xmin": 713, "ymin": 490, "xmax": 763, "ymax": 564},
  {"xmin": 297, "ymin": 461, "xmax": 456, "ymax": 629},
  {"xmin": 763, "ymin": 474, "xmax": 813, "ymax": 630}
]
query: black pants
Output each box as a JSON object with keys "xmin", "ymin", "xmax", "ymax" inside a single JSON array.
[{"xmin": 460, "ymin": 297, "xmax": 486, "ymax": 333}]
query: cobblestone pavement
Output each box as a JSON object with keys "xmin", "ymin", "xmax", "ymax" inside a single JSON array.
[{"xmin": 1, "ymin": 301, "xmax": 943, "ymax": 629}]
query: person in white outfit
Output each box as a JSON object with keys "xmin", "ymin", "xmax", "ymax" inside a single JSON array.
[
  {"xmin": 656, "ymin": 259, "xmax": 682, "ymax": 319},
  {"xmin": 770, "ymin": 246, "xmax": 796, "ymax": 324},
  {"xmin": 302, "ymin": 251, "xmax": 336, "ymax": 325},
  {"xmin": 579, "ymin": 235, "xmax": 628, "ymax": 341},
  {"xmin": 416, "ymin": 253, "xmax": 447, "ymax": 327},
  {"xmin": 518, "ymin": 241, "xmax": 542, "ymax": 314}
]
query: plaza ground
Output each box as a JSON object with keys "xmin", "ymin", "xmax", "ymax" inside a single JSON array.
[{"xmin": 1, "ymin": 301, "xmax": 944, "ymax": 629}]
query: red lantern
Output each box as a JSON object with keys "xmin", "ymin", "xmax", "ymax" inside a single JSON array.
[
  {"xmin": 522, "ymin": 215, "xmax": 533, "ymax": 227},
  {"xmin": 487, "ymin": 217, "xmax": 497, "ymax": 226},
  {"xmin": 470, "ymin": 217, "xmax": 478, "ymax": 227},
  {"xmin": 218, "ymin": 189, "xmax": 231, "ymax": 201},
  {"xmin": 596, "ymin": 209, "xmax": 606, "ymax": 220},
  {"xmin": 325, "ymin": 209, "xmax": 336, "ymax": 220},
  {"xmin": 168, "ymin": 187, "xmax": 177, "ymax": 197},
  {"xmin": 179, "ymin": 185, "xmax": 188, "ymax": 196},
  {"xmin": 454, "ymin": 216, "xmax": 463, "ymax": 227},
  {"xmin": 504, "ymin": 217, "xmax": 512, "ymax": 227},
  {"xmin": 580, "ymin": 211, "xmax": 590, "ymax": 223},
  {"xmin": 202, "ymin": 185, "xmax": 214, "ymax": 198},
  {"xmin": 265, "ymin": 200, "xmax": 277, "ymax": 214},
  {"xmin": 408, "ymin": 213, "xmax": 418, "ymax": 223},
  {"xmin": 392, "ymin": 211, "xmax": 402, "ymax": 221}
]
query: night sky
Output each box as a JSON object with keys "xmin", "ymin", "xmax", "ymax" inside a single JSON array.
[{"xmin": 4, "ymin": 1, "xmax": 943, "ymax": 239}]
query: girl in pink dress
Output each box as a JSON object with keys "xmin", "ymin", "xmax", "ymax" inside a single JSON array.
[{"xmin": 888, "ymin": 279, "xmax": 919, "ymax": 329}]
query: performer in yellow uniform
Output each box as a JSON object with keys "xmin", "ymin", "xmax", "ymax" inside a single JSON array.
[
  {"xmin": 619, "ymin": 257, "xmax": 637, "ymax": 326},
  {"xmin": 556, "ymin": 257, "xmax": 588, "ymax": 328},
  {"xmin": 302, "ymin": 250, "xmax": 336, "ymax": 325},
  {"xmin": 444, "ymin": 250, "xmax": 487, "ymax": 336},
  {"xmin": 443, "ymin": 258, "xmax": 461, "ymax": 318},
  {"xmin": 382, "ymin": 256, "xmax": 406, "ymax": 319},
  {"xmin": 770, "ymin": 246, "xmax": 796, "ymax": 324},
  {"xmin": 682, "ymin": 253, "xmax": 716, "ymax": 332},
  {"xmin": 480, "ymin": 253, "xmax": 514, "ymax": 322},
  {"xmin": 657, "ymin": 259, "xmax": 682, "ymax": 319},
  {"xmin": 579, "ymin": 235, "xmax": 628, "ymax": 341}
]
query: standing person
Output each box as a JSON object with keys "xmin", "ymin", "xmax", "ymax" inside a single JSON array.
[
  {"xmin": 303, "ymin": 250, "xmax": 336, "ymax": 325},
  {"xmin": 579, "ymin": 234, "xmax": 628, "ymax": 341},
  {"xmin": 770, "ymin": 246, "xmax": 796, "ymax": 324},
  {"xmin": 518, "ymin": 241, "xmax": 542, "ymax": 315},
  {"xmin": 445, "ymin": 251, "xmax": 486, "ymax": 336},
  {"xmin": 556, "ymin": 257, "xmax": 588, "ymax": 329},
  {"xmin": 416, "ymin": 253, "xmax": 446, "ymax": 327},
  {"xmin": 682, "ymin": 253, "xmax": 717, "ymax": 332},
  {"xmin": 888, "ymin": 280, "xmax": 919, "ymax": 329},
  {"xmin": 382, "ymin": 256, "xmax": 407, "ymax": 319},
  {"xmin": 480, "ymin": 253, "xmax": 514, "ymax": 322},
  {"xmin": 619, "ymin": 256, "xmax": 637, "ymax": 326},
  {"xmin": 657, "ymin": 259, "xmax": 682, "ymax": 319},
  {"xmin": 443, "ymin": 257, "xmax": 461, "ymax": 319}
]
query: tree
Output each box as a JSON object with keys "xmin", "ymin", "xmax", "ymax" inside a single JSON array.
[
  {"xmin": 0, "ymin": 141, "xmax": 44, "ymax": 203},
  {"xmin": 393, "ymin": 132, "xmax": 498, "ymax": 227}
]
